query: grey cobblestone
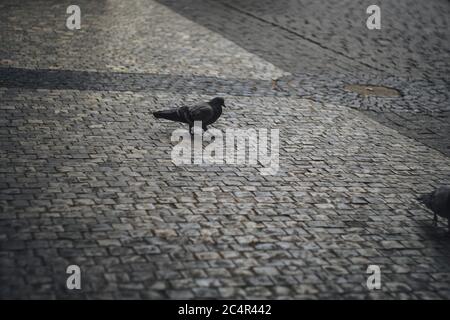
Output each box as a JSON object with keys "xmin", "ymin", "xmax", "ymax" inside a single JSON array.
[
  {"xmin": 1, "ymin": 91, "xmax": 450, "ymax": 299},
  {"xmin": 1, "ymin": 0, "xmax": 450, "ymax": 300},
  {"xmin": 159, "ymin": 0, "xmax": 450, "ymax": 156}
]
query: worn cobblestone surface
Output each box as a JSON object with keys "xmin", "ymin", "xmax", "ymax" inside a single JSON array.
[
  {"xmin": 0, "ymin": 0, "xmax": 287, "ymax": 79},
  {"xmin": 159, "ymin": 0, "xmax": 450, "ymax": 157},
  {"xmin": 1, "ymin": 0, "xmax": 450, "ymax": 299}
]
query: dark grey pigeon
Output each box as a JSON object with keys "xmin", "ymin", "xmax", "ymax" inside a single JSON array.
[
  {"xmin": 153, "ymin": 97, "xmax": 226, "ymax": 134},
  {"xmin": 418, "ymin": 186, "xmax": 450, "ymax": 233}
]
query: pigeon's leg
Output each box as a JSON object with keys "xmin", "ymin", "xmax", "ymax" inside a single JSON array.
[
  {"xmin": 434, "ymin": 213, "xmax": 438, "ymax": 227},
  {"xmin": 202, "ymin": 125, "xmax": 208, "ymax": 132}
]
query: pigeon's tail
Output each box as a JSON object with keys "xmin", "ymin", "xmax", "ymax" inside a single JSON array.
[{"xmin": 153, "ymin": 108, "xmax": 184, "ymax": 122}]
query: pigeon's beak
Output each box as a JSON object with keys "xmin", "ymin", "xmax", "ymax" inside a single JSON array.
[{"xmin": 223, "ymin": 104, "xmax": 227, "ymax": 108}]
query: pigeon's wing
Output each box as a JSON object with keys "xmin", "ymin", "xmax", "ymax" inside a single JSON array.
[
  {"xmin": 207, "ymin": 104, "xmax": 222, "ymax": 125},
  {"xmin": 188, "ymin": 103, "xmax": 214, "ymax": 122}
]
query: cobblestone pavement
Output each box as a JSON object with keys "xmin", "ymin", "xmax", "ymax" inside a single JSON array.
[
  {"xmin": 1, "ymin": 0, "xmax": 450, "ymax": 299},
  {"xmin": 159, "ymin": 0, "xmax": 450, "ymax": 157}
]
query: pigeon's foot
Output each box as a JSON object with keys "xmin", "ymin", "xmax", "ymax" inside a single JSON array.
[{"xmin": 189, "ymin": 126, "xmax": 209, "ymax": 137}]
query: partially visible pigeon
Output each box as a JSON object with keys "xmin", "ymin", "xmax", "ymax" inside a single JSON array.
[
  {"xmin": 153, "ymin": 97, "xmax": 226, "ymax": 134},
  {"xmin": 418, "ymin": 186, "xmax": 450, "ymax": 233}
]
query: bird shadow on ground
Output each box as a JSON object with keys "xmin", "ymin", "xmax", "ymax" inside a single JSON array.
[
  {"xmin": 413, "ymin": 221, "xmax": 450, "ymax": 276},
  {"xmin": 418, "ymin": 221, "xmax": 450, "ymax": 244}
]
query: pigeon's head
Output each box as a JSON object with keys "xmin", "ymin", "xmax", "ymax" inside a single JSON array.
[
  {"xmin": 210, "ymin": 97, "xmax": 226, "ymax": 108},
  {"xmin": 417, "ymin": 193, "xmax": 432, "ymax": 209}
]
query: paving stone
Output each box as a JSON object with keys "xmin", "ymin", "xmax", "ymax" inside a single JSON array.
[{"xmin": 1, "ymin": 0, "xmax": 450, "ymax": 300}]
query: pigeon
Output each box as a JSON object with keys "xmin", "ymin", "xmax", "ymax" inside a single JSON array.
[
  {"xmin": 418, "ymin": 186, "xmax": 450, "ymax": 233},
  {"xmin": 153, "ymin": 97, "xmax": 226, "ymax": 134}
]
